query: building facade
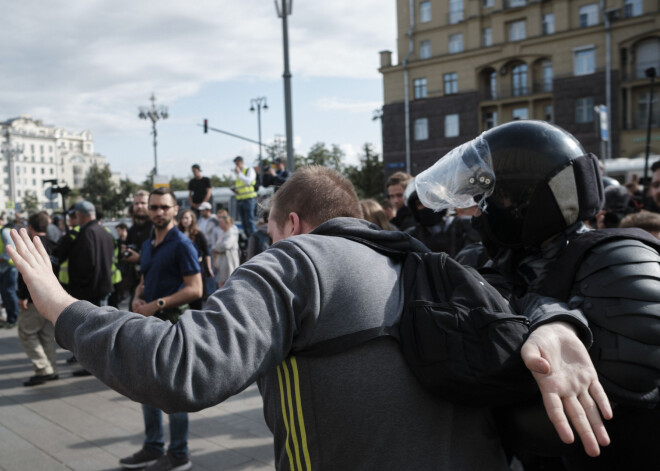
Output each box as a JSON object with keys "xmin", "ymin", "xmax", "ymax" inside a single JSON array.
[
  {"xmin": 379, "ymin": 0, "xmax": 660, "ymax": 177},
  {"xmin": 0, "ymin": 115, "xmax": 117, "ymax": 213}
]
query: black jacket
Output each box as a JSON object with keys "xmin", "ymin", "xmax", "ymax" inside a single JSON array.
[{"xmin": 68, "ymin": 221, "xmax": 115, "ymax": 302}]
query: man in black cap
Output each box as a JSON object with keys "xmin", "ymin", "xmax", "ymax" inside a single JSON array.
[
  {"xmin": 263, "ymin": 157, "xmax": 290, "ymax": 191},
  {"xmin": 187, "ymin": 164, "xmax": 212, "ymax": 217},
  {"xmin": 232, "ymin": 156, "xmax": 257, "ymax": 238}
]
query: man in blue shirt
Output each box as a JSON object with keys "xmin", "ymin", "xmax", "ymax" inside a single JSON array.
[{"xmin": 121, "ymin": 187, "xmax": 202, "ymax": 471}]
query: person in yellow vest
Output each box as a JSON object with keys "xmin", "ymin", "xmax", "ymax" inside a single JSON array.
[{"xmin": 232, "ymin": 155, "xmax": 257, "ymax": 238}]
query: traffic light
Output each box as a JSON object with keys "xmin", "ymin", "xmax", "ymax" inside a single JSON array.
[{"xmin": 203, "ymin": 119, "xmax": 208, "ymax": 133}]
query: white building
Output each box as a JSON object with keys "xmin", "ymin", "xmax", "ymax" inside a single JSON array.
[{"xmin": 0, "ymin": 115, "xmax": 120, "ymax": 213}]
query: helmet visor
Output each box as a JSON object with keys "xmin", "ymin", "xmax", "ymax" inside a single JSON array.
[{"xmin": 416, "ymin": 136, "xmax": 495, "ymax": 212}]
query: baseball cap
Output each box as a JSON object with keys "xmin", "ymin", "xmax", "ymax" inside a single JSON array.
[
  {"xmin": 199, "ymin": 202, "xmax": 212, "ymax": 211},
  {"xmin": 71, "ymin": 200, "xmax": 95, "ymax": 214}
]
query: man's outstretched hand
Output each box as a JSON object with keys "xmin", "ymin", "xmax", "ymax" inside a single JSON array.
[
  {"xmin": 521, "ymin": 321, "xmax": 613, "ymax": 457},
  {"xmin": 7, "ymin": 228, "xmax": 76, "ymax": 324}
]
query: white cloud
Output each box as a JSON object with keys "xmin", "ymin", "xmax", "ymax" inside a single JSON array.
[{"xmin": 316, "ymin": 97, "xmax": 382, "ymax": 114}]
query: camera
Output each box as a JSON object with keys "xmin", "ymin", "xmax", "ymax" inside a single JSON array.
[{"xmin": 122, "ymin": 244, "xmax": 139, "ymax": 259}]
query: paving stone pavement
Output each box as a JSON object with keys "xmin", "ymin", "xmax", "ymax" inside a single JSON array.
[{"xmin": 0, "ymin": 322, "xmax": 275, "ymax": 470}]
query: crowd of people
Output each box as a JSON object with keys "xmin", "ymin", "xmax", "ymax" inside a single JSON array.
[{"xmin": 3, "ymin": 121, "xmax": 660, "ymax": 470}]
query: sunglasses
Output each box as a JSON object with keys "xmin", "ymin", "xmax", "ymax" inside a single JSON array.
[{"xmin": 148, "ymin": 205, "xmax": 174, "ymax": 211}]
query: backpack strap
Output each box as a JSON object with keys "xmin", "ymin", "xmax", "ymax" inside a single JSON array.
[{"xmin": 540, "ymin": 228, "xmax": 660, "ymax": 300}]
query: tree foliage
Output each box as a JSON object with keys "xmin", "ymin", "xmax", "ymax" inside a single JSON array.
[
  {"xmin": 303, "ymin": 142, "xmax": 345, "ymax": 171},
  {"xmin": 21, "ymin": 190, "xmax": 40, "ymax": 214},
  {"xmin": 80, "ymin": 164, "xmax": 123, "ymax": 217},
  {"xmin": 169, "ymin": 176, "xmax": 188, "ymax": 192},
  {"xmin": 344, "ymin": 144, "xmax": 384, "ymax": 200},
  {"xmin": 210, "ymin": 174, "xmax": 235, "ymax": 187}
]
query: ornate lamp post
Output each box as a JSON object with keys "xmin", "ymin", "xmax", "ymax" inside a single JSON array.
[
  {"xmin": 250, "ymin": 97, "xmax": 268, "ymax": 169},
  {"xmin": 138, "ymin": 93, "xmax": 168, "ymax": 175},
  {"xmin": 1, "ymin": 128, "xmax": 24, "ymax": 209}
]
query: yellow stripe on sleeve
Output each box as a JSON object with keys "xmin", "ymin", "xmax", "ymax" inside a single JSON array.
[
  {"xmin": 277, "ymin": 364, "xmax": 296, "ymax": 471},
  {"xmin": 282, "ymin": 360, "xmax": 304, "ymax": 471},
  {"xmin": 290, "ymin": 357, "xmax": 312, "ymax": 471}
]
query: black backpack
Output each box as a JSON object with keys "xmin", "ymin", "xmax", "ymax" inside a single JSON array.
[{"xmin": 297, "ymin": 233, "xmax": 539, "ymax": 407}]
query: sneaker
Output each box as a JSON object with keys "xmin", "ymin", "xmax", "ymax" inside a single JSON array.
[
  {"xmin": 23, "ymin": 374, "xmax": 59, "ymax": 387},
  {"xmin": 145, "ymin": 452, "xmax": 192, "ymax": 471},
  {"xmin": 3, "ymin": 321, "xmax": 16, "ymax": 329},
  {"xmin": 119, "ymin": 448, "xmax": 164, "ymax": 469}
]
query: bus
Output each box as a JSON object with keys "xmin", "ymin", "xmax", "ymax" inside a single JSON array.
[{"xmin": 603, "ymin": 156, "xmax": 660, "ymax": 184}]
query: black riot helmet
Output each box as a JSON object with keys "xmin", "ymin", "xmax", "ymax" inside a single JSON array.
[{"xmin": 416, "ymin": 121, "xmax": 604, "ymax": 249}]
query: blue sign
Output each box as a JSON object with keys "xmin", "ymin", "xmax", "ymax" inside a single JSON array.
[{"xmin": 386, "ymin": 161, "xmax": 405, "ymax": 169}]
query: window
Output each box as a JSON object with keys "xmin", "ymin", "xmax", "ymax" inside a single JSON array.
[
  {"xmin": 574, "ymin": 47, "xmax": 595, "ymax": 75},
  {"xmin": 543, "ymin": 14, "xmax": 555, "ymax": 35},
  {"xmin": 512, "ymin": 63, "xmax": 528, "ymax": 96},
  {"xmin": 48, "ymin": 145, "xmax": 52, "ymax": 152},
  {"xmin": 624, "ymin": 0, "xmax": 642, "ymax": 18},
  {"xmin": 637, "ymin": 92, "xmax": 660, "ymax": 128},
  {"xmin": 420, "ymin": 1, "xmax": 431, "ymax": 23},
  {"xmin": 449, "ymin": 34, "xmax": 463, "ymax": 54},
  {"xmin": 635, "ymin": 39, "xmax": 660, "ymax": 79},
  {"xmin": 414, "ymin": 118, "xmax": 429, "ymax": 141},
  {"xmin": 420, "ymin": 40, "xmax": 431, "ymax": 59},
  {"xmin": 512, "ymin": 108, "xmax": 529, "ymax": 120},
  {"xmin": 482, "ymin": 27, "xmax": 493, "ymax": 47},
  {"xmin": 444, "ymin": 72, "xmax": 458, "ymax": 94},
  {"xmin": 576, "ymin": 97, "xmax": 595, "ymax": 123},
  {"xmin": 41, "ymin": 168, "xmax": 45, "ymax": 174},
  {"xmin": 39, "ymin": 145, "xmax": 44, "ymax": 153},
  {"xmin": 542, "ymin": 61, "xmax": 553, "ymax": 92},
  {"xmin": 579, "ymin": 4, "xmax": 599, "ymax": 27},
  {"xmin": 30, "ymin": 144, "xmax": 34, "ymax": 153},
  {"xmin": 484, "ymin": 111, "xmax": 498, "ymax": 130},
  {"xmin": 508, "ymin": 0, "xmax": 526, "ymax": 7},
  {"xmin": 484, "ymin": 0, "xmax": 494, "ymax": 7},
  {"xmin": 509, "ymin": 20, "xmax": 526, "ymax": 42},
  {"xmin": 445, "ymin": 114, "xmax": 460, "ymax": 137},
  {"xmin": 32, "ymin": 179, "xmax": 36, "ymax": 186},
  {"xmin": 489, "ymin": 71, "xmax": 498, "ymax": 99},
  {"xmin": 414, "ymin": 78, "xmax": 428, "ymax": 99},
  {"xmin": 50, "ymin": 168, "xmax": 54, "ymax": 175},
  {"xmin": 31, "ymin": 167, "xmax": 35, "ymax": 174},
  {"xmin": 17, "ymin": 190, "xmax": 21, "ymax": 197},
  {"xmin": 545, "ymin": 105, "xmax": 554, "ymax": 122},
  {"xmin": 449, "ymin": 0, "xmax": 463, "ymax": 24}
]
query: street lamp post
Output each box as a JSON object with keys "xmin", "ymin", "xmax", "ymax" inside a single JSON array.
[
  {"xmin": 644, "ymin": 67, "xmax": 657, "ymax": 182},
  {"xmin": 250, "ymin": 97, "xmax": 268, "ymax": 169},
  {"xmin": 1, "ymin": 128, "xmax": 24, "ymax": 210},
  {"xmin": 138, "ymin": 93, "xmax": 168, "ymax": 175},
  {"xmin": 275, "ymin": 0, "xmax": 294, "ymax": 173}
]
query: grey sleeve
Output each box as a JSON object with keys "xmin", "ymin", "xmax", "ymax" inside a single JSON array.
[
  {"xmin": 520, "ymin": 292, "xmax": 593, "ymax": 347},
  {"xmin": 54, "ymin": 241, "xmax": 320, "ymax": 413}
]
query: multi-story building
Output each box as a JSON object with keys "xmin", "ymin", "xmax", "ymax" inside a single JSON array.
[
  {"xmin": 379, "ymin": 0, "xmax": 660, "ymax": 177},
  {"xmin": 0, "ymin": 115, "xmax": 117, "ymax": 213}
]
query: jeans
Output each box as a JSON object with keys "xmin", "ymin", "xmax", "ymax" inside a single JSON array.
[
  {"xmin": 142, "ymin": 404, "xmax": 189, "ymax": 459},
  {"xmin": 236, "ymin": 198, "xmax": 256, "ymax": 239},
  {"xmin": 0, "ymin": 266, "xmax": 18, "ymax": 324}
]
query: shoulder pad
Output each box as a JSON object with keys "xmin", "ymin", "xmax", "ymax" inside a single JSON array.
[{"xmin": 576, "ymin": 239, "xmax": 660, "ymax": 282}]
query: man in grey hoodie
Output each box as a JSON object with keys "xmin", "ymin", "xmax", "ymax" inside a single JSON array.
[{"xmin": 8, "ymin": 166, "xmax": 609, "ymax": 470}]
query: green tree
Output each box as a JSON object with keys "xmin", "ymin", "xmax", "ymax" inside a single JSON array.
[
  {"xmin": 169, "ymin": 176, "xmax": 188, "ymax": 192},
  {"xmin": 117, "ymin": 178, "xmax": 141, "ymax": 215},
  {"xmin": 210, "ymin": 174, "xmax": 235, "ymax": 187},
  {"xmin": 304, "ymin": 142, "xmax": 345, "ymax": 171},
  {"xmin": 22, "ymin": 190, "xmax": 40, "ymax": 214},
  {"xmin": 80, "ymin": 164, "xmax": 121, "ymax": 217},
  {"xmin": 142, "ymin": 168, "xmax": 155, "ymax": 190},
  {"xmin": 343, "ymin": 144, "xmax": 384, "ymax": 200}
]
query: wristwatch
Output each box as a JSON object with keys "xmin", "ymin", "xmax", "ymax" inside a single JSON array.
[{"xmin": 156, "ymin": 298, "xmax": 167, "ymax": 309}]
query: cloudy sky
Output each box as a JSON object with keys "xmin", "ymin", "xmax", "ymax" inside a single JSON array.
[{"xmin": 0, "ymin": 0, "xmax": 398, "ymax": 182}]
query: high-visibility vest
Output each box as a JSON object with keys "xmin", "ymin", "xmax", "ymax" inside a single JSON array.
[
  {"xmin": 0, "ymin": 227, "xmax": 15, "ymax": 267},
  {"xmin": 58, "ymin": 226, "xmax": 80, "ymax": 285},
  {"xmin": 104, "ymin": 226, "xmax": 123, "ymax": 285},
  {"xmin": 235, "ymin": 168, "xmax": 257, "ymax": 200}
]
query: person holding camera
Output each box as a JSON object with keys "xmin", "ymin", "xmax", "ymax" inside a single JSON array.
[{"xmin": 122, "ymin": 190, "xmax": 153, "ymax": 309}]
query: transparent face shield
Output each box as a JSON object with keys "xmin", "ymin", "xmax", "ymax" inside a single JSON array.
[{"xmin": 415, "ymin": 136, "xmax": 495, "ymax": 212}]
